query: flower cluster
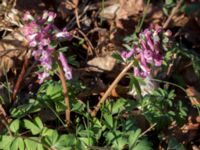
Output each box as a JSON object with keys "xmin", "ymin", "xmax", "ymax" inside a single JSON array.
[
  {"xmin": 121, "ymin": 26, "xmax": 172, "ymax": 78},
  {"xmin": 22, "ymin": 11, "xmax": 72, "ymax": 83}
]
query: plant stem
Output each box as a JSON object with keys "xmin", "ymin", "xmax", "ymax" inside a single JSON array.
[
  {"xmin": 57, "ymin": 59, "xmax": 71, "ymax": 127},
  {"xmin": 163, "ymin": 0, "xmax": 184, "ymax": 29},
  {"xmin": 12, "ymin": 54, "xmax": 29, "ymax": 102},
  {"xmin": 91, "ymin": 61, "xmax": 134, "ymax": 117},
  {"xmin": 139, "ymin": 123, "xmax": 156, "ymax": 137},
  {"xmin": 136, "ymin": 0, "xmax": 150, "ymax": 33}
]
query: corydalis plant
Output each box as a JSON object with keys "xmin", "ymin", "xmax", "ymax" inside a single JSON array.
[
  {"xmin": 22, "ymin": 11, "xmax": 72, "ymax": 83},
  {"xmin": 121, "ymin": 26, "xmax": 172, "ymax": 78}
]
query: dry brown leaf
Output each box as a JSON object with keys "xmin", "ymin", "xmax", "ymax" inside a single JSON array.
[
  {"xmin": 117, "ymin": 0, "xmax": 144, "ymax": 18},
  {"xmin": 0, "ymin": 29, "xmax": 27, "ymax": 77},
  {"xmin": 186, "ymin": 86, "xmax": 200, "ymax": 106},
  {"xmin": 100, "ymin": 4, "xmax": 120, "ymax": 20},
  {"xmin": 100, "ymin": 0, "xmax": 145, "ymax": 28},
  {"xmin": 115, "ymin": 0, "xmax": 145, "ymax": 28},
  {"xmin": 87, "ymin": 55, "xmax": 116, "ymax": 72},
  {"xmin": 172, "ymin": 14, "xmax": 190, "ymax": 27},
  {"xmin": 72, "ymin": 0, "xmax": 79, "ymax": 7}
]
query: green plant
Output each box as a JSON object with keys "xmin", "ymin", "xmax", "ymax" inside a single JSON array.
[{"xmin": 139, "ymin": 88, "xmax": 187, "ymax": 130}]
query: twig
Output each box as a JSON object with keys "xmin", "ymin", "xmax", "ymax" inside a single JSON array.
[
  {"xmin": 12, "ymin": 53, "xmax": 29, "ymax": 102},
  {"xmin": 75, "ymin": 8, "xmax": 81, "ymax": 28},
  {"xmin": 140, "ymin": 123, "xmax": 156, "ymax": 137},
  {"xmin": 163, "ymin": 0, "xmax": 184, "ymax": 29},
  {"xmin": 57, "ymin": 59, "xmax": 71, "ymax": 127},
  {"xmin": 71, "ymin": 0, "xmax": 81, "ymax": 28},
  {"xmin": 91, "ymin": 61, "xmax": 134, "ymax": 117},
  {"xmin": 78, "ymin": 29, "xmax": 94, "ymax": 55},
  {"xmin": 67, "ymin": 0, "xmax": 90, "ymax": 30},
  {"xmin": 166, "ymin": 53, "xmax": 177, "ymax": 76}
]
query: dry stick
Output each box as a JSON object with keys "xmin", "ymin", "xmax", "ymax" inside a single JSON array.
[
  {"xmin": 91, "ymin": 61, "xmax": 134, "ymax": 117},
  {"xmin": 57, "ymin": 60, "xmax": 71, "ymax": 127},
  {"xmin": 12, "ymin": 54, "xmax": 29, "ymax": 102},
  {"xmin": 78, "ymin": 29, "xmax": 94, "ymax": 50},
  {"xmin": 139, "ymin": 123, "xmax": 157, "ymax": 137},
  {"xmin": 73, "ymin": 0, "xmax": 81, "ymax": 28},
  {"xmin": 163, "ymin": 0, "xmax": 184, "ymax": 29},
  {"xmin": 78, "ymin": 29, "xmax": 95, "ymax": 53}
]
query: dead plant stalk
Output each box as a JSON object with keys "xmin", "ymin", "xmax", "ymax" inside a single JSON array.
[{"xmin": 91, "ymin": 61, "xmax": 134, "ymax": 117}]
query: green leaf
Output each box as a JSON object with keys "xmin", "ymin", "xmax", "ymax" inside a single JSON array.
[
  {"xmin": 10, "ymin": 99, "xmax": 41, "ymax": 118},
  {"xmin": 182, "ymin": 3, "xmax": 200, "ymax": 15},
  {"xmin": 46, "ymin": 82, "xmax": 63, "ymax": 101},
  {"xmin": 34, "ymin": 117, "xmax": 43, "ymax": 129},
  {"xmin": 104, "ymin": 130, "xmax": 122, "ymax": 144},
  {"xmin": 168, "ymin": 137, "xmax": 185, "ymax": 150},
  {"xmin": 67, "ymin": 55, "xmax": 79, "ymax": 67},
  {"xmin": 128, "ymin": 129, "xmax": 142, "ymax": 149},
  {"xmin": 165, "ymin": 0, "xmax": 174, "ymax": 5},
  {"xmin": 112, "ymin": 136, "xmax": 127, "ymax": 150},
  {"xmin": 112, "ymin": 53, "xmax": 124, "ymax": 62},
  {"xmin": 24, "ymin": 138, "xmax": 37, "ymax": 150},
  {"xmin": 41, "ymin": 128, "xmax": 54, "ymax": 137},
  {"xmin": 23, "ymin": 119, "xmax": 42, "ymax": 135},
  {"xmin": 132, "ymin": 139, "xmax": 152, "ymax": 150},
  {"xmin": 79, "ymin": 137, "xmax": 94, "ymax": 148},
  {"xmin": 129, "ymin": 75, "xmax": 142, "ymax": 100},
  {"xmin": 123, "ymin": 44, "xmax": 133, "ymax": 51},
  {"xmin": 192, "ymin": 57, "xmax": 200, "ymax": 78},
  {"xmin": 10, "ymin": 119, "xmax": 20, "ymax": 133},
  {"xmin": 43, "ymin": 130, "xmax": 59, "ymax": 147},
  {"xmin": 58, "ymin": 47, "xmax": 68, "ymax": 52},
  {"xmin": 10, "ymin": 137, "xmax": 24, "ymax": 150},
  {"xmin": 54, "ymin": 134, "xmax": 77, "ymax": 149},
  {"xmin": 124, "ymin": 118, "xmax": 137, "ymax": 131},
  {"xmin": 112, "ymin": 98, "xmax": 127, "ymax": 114},
  {"xmin": 71, "ymin": 100, "xmax": 86, "ymax": 113},
  {"xmin": 0, "ymin": 135, "xmax": 14, "ymax": 149},
  {"xmin": 103, "ymin": 113, "xmax": 113, "ymax": 128},
  {"xmin": 37, "ymin": 143, "xmax": 45, "ymax": 150}
]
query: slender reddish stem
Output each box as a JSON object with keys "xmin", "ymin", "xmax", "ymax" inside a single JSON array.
[
  {"xmin": 12, "ymin": 55, "xmax": 29, "ymax": 102},
  {"xmin": 57, "ymin": 59, "xmax": 71, "ymax": 127}
]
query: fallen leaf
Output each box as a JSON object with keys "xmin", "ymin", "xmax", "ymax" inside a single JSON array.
[
  {"xmin": 100, "ymin": 4, "xmax": 120, "ymax": 20},
  {"xmin": 186, "ymin": 86, "xmax": 200, "ymax": 106},
  {"xmin": 0, "ymin": 29, "xmax": 27, "ymax": 77},
  {"xmin": 87, "ymin": 55, "xmax": 116, "ymax": 72}
]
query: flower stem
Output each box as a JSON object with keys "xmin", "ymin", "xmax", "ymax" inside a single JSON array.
[{"xmin": 57, "ymin": 59, "xmax": 71, "ymax": 127}]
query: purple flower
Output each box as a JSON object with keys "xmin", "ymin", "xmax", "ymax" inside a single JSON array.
[
  {"xmin": 55, "ymin": 28, "xmax": 73, "ymax": 41},
  {"xmin": 47, "ymin": 12, "xmax": 56, "ymax": 22},
  {"xmin": 121, "ymin": 26, "xmax": 171, "ymax": 78},
  {"xmin": 22, "ymin": 11, "xmax": 73, "ymax": 83},
  {"xmin": 29, "ymin": 40, "xmax": 37, "ymax": 47},
  {"xmin": 38, "ymin": 72, "xmax": 49, "ymax": 84},
  {"xmin": 42, "ymin": 11, "xmax": 49, "ymax": 20},
  {"xmin": 59, "ymin": 52, "xmax": 72, "ymax": 80},
  {"xmin": 121, "ymin": 49, "xmax": 135, "ymax": 60},
  {"xmin": 39, "ymin": 51, "xmax": 52, "ymax": 71},
  {"xmin": 23, "ymin": 11, "xmax": 34, "ymax": 21},
  {"xmin": 164, "ymin": 30, "xmax": 172, "ymax": 37}
]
